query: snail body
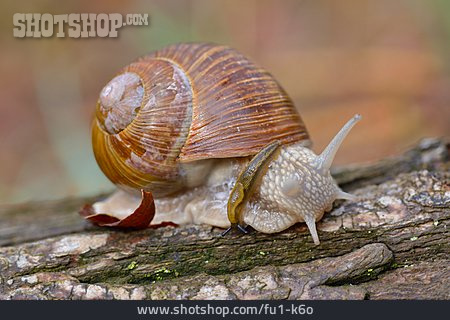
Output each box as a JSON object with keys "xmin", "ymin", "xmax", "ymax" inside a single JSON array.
[{"xmin": 91, "ymin": 43, "xmax": 360, "ymax": 245}]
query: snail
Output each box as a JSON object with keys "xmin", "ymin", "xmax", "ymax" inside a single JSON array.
[{"xmin": 88, "ymin": 43, "xmax": 361, "ymax": 245}]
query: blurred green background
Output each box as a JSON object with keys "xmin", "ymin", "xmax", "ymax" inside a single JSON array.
[{"xmin": 0, "ymin": 0, "xmax": 449, "ymax": 204}]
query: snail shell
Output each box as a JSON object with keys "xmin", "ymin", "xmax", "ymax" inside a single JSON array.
[{"xmin": 92, "ymin": 43, "xmax": 309, "ymax": 197}]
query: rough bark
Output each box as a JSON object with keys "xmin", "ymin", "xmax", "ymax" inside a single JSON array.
[{"xmin": 0, "ymin": 138, "xmax": 448, "ymax": 300}]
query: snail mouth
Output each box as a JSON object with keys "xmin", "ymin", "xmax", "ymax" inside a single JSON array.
[{"xmin": 96, "ymin": 72, "xmax": 144, "ymax": 135}]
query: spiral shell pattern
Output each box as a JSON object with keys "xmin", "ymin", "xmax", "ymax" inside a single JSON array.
[{"xmin": 92, "ymin": 43, "xmax": 309, "ymax": 196}]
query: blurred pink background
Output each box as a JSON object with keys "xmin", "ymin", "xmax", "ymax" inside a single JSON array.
[{"xmin": 0, "ymin": 0, "xmax": 449, "ymax": 204}]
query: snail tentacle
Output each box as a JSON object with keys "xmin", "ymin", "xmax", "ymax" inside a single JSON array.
[
  {"xmin": 304, "ymin": 214, "xmax": 320, "ymax": 245},
  {"xmin": 317, "ymin": 114, "xmax": 362, "ymax": 172},
  {"xmin": 336, "ymin": 190, "xmax": 358, "ymax": 201}
]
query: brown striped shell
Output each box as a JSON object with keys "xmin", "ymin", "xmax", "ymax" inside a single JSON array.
[{"xmin": 92, "ymin": 43, "xmax": 310, "ymax": 197}]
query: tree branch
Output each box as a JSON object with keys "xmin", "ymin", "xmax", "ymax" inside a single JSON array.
[{"xmin": 0, "ymin": 138, "xmax": 448, "ymax": 299}]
